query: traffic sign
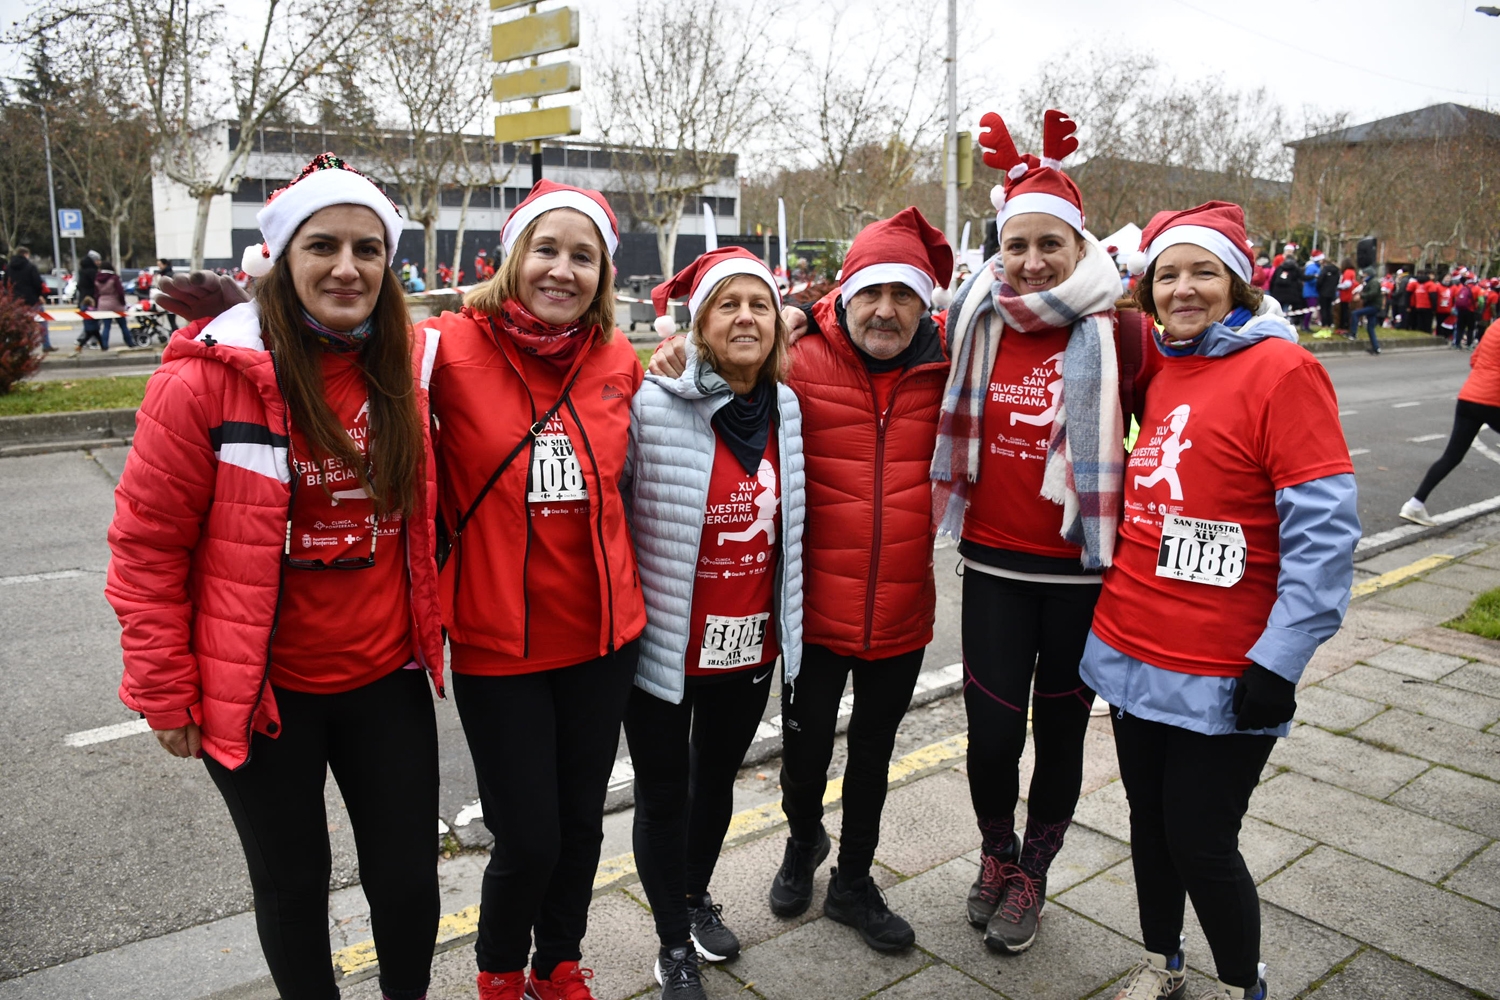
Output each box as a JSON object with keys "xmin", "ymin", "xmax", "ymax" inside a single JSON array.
[
  {"xmin": 58, "ymin": 209, "xmax": 84, "ymax": 238},
  {"xmin": 494, "ymin": 106, "xmax": 582, "ymax": 145},
  {"xmin": 492, "ymin": 62, "xmax": 580, "ymax": 104},
  {"xmin": 491, "ymin": 7, "xmax": 578, "ymax": 63}
]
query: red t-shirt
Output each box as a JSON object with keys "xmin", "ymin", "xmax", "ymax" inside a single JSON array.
[
  {"xmin": 272, "ymin": 352, "xmax": 412, "ymax": 694},
  {"xmin": 868, "ymin": 368, "xmax": 902, "ymax": 417},
  {"xmin": 1436, "ymin": 285, "xmax": 1454, "ymax": 314},
  {"xmin": 1424, "ymin": 281, "xmax": 1443, "ymax": 310},
  {"xmin": 1090, "ymin": 340, "xmax": 1352, "ymax": 678},
  {"xmin": 1409, "ymin": 278, "xmax": 1429, "ymax": 309},
  {"xmin": 450, "ymin": 351, "xmax": 602, "ymax": 676},
  {"xmin": 685, "ymin": 432, "xmax": 782, "ymax": 675},
  {"xmin": 1338, "ymin": 269, "xmax": 1356, "ymax": 303},
  {"xmin": 962, "ymin": 325, "xmax": 1078, "ymax": 559}
]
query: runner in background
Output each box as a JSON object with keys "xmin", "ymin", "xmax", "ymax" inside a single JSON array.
[
  {"xmin": 622, "ymin": 247, "xmax": 805, "ymax": 1000},
  {"xmin": 423, "ymin": 181, "xmax": 646, "ymax": 1000},
  {"xmin": 106, "ymin": 153, "xmax": 444, "ymax": 1000},
  {"xmin": 932, "ymin": 109, "xmax": 1154, "ymax": 955},
  {"xmin": 1084, "ymin": 202, "xmax": 1358, "ymax": 1000}
]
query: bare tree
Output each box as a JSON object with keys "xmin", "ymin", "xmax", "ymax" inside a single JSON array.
[
  {"xmin": 594, "ymin": 0, "xmax": 784, "ymax": 275},
  {"xmin": 0, "ymin": 97, "xmax": 51, "ymax": 260}
]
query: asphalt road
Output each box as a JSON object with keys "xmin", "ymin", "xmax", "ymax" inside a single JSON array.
[{"xmin": 0, "ymin": 341, "xmax": 1487, "ymax": 983}]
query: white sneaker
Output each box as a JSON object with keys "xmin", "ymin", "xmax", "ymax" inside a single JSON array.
[
  {"xmin": 1111, "ymin": 949, "xmax": 1187, "ymax": 999},
  {"xmin": 1399, "ymin": 498, "xmax": 1437, "ymax": 527},
  {"xmin": 1194, "ymin": 975, "xmax": 1269, "ymax": 999}
]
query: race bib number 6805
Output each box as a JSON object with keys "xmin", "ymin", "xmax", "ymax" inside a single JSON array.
[
  {"xmin": 1155, "ymin": 514, "xmax": 1246, "ymax": 588},
  {"xmin": 699, "ymin": 613, "xmax": 769, "ymax": 670}
]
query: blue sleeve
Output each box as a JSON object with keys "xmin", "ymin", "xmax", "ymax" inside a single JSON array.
[{"xmin": 1246, "ymin": 473, "xmax": 1360, "ymax": 684}]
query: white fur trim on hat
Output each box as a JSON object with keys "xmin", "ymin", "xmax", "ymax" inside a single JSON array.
[
  {"xmin": 687, "ymin": 257, "xmax": 781, "ymax": 318},
  {"xmin": 1145, "ymin": 224, "xmax": 1252, "ymax": 282},
  {"xmin": 256, "ymin": 167, "xmax": 404, "ymax": 267},
  {"xmin": 502, "ymin": 191, "xmax": 619, "ymax": 256},
  {"xmin": 839, "ymin": 262, "xmax": 936, "ymax": 308},
  {"xmin": 654, "ymin": 314, "xmax": 677, "ymax": 337},
  {"xmin": 997, "ymin": 191, "xmax": 1084, "ymax": 237}
]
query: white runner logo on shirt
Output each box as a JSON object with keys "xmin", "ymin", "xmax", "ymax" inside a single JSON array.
[
  {"xmin": 1007, "ymin": 351, "xmax": 1064, "ymax": 428},
  {"xmin": 528, "ymin": 414, "xmax": 588, "ymax": 503},
  {"xmin": 699, "ymin": 612, "xmax": 770, "ymax": 669},
  {"xmin": 1133, "ymin": 404, "xmax": 1193, "ymax": 501},
  {"xmin": 1155, "ymin": 514, "xmax": 1246, "ymax": 587},
  {"xmin": 715, "ymin": 459, "xmax": 778, "ymax": 547}
]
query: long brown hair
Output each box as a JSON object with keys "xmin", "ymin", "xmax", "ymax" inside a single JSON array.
[
  {"xmin": 256, "ymin": 254, "xmax": 423, "ymax": 518},
  {"xmin": 463, "ymin": 211, "xmax": 617, "ymax": 343},
  {"xmin": 692, "ymin": 276, "xmax": 790, "ymax": 387}
]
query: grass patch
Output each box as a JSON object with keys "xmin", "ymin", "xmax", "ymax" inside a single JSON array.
[
  {"xmin": 1444, "ymin": 586, "xmax": 1500, "ymax": 640},
  {"xmin": 1298, "ymin": 325, "xmax": 1445, "ymax": 346},
  {"xmin": 635, "ymin": 345, "xmax": 653, "ymax": 369},
  {"xmin": 0, "ymin": 375, "xmax": 152, "ymax": 416}
]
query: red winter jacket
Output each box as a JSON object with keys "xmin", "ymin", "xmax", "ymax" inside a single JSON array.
[
  {"xmin": 794, "ymin": 290, "xmax": 949, "ymax": 658},
  {"xmin": 420, "ymin": 307, "xmax": 646, "ymax": 659},
  {"xmin": 106, "ymin": 305, "xmax": 445, "ymax": 769}
]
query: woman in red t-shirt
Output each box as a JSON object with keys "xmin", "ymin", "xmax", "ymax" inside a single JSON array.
[
  {"xmin": 424, "ymin": 182, "xmax": 646, "ymax": 1000},
  {"xmin": 621, "ymin": 248, "xmax": 805, "ymax": 995},
  {"xmin": 107, "ymin": 155, "xmax": 444, "ymax": 1000},
  {"xmin": 931, "ymin": 110, "xmax": 1151, "ymax": 955},
  {"xmin": 1080, "ymin": 202, "xmax": 1359, "ymax": 1000}
]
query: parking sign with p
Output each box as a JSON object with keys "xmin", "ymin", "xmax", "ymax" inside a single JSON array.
[{"xmin": 58, "ymin": 209, "xmax": 84, "ymax": 238}]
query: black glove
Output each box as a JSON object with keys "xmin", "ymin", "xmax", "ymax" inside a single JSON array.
[{"xmin": 1232, "ymin": 663, "xmax": 1297, "ymax": 731}]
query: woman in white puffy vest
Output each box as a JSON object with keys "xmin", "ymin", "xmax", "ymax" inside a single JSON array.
[{"xmin": 623, "ymin": 247, "xmax": 805, "ymax": 1000}]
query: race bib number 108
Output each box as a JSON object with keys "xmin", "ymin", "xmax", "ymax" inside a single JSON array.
[
  {"xmin": 1155, "ymin": 514, "xmax": 1246, "ymax": 588},
  {"xmin": 698, "ymin": 613, "xmax": 770, "ymax": 670}
]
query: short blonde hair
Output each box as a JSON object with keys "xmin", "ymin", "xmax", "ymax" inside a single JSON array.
[
  {"xmin": 464, "ymin": 211, "xmax": 616, "ymax": 342},
  {"xmin": 692, "ymin": 274, "xmax": 790, "ymax": 387}
]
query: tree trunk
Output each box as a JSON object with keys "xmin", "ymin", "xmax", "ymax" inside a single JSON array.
[
  {"xmin": 655, "ymin": 194, "xmax": 685, "ymax": 277},
  {"xmin": 191, "ymin": 192, "xmax": 213, "ymax": 271},
  {"xmin": 423, "ymin": 219, "xmax": 437, "ymax": 288},
  {"xmin": 451, "ymin": 186, "xmax": 474, "ymax": 289},
  {"xmin": 109, "ymin": 218, "xmax": 123, "ymax": 274}
]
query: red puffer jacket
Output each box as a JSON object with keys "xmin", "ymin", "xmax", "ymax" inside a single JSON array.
[
  {"xmin": 106, "ymin": 304, "xmax": 445, "ymax": 769},
  {"xmin": 794, "ymin": 290, "xmax": 949, "ymax": 658}
]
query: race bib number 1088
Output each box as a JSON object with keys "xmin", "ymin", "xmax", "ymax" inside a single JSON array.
[
  {"xmin": 1155, "ymin": 514, "xmax": 1246, "ymax": 588},
  {"xmin": 698, "ymin": 613, "xmax": 770, "ymax": 670}
]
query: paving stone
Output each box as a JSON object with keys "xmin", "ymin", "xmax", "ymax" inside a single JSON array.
[
  {"xmin": 1369, "ymin": 582, "xmax": 1475, "ymax": 619},
  {"xmin": 1292, "ymin": 685, "xmax": 1384, "ymax": 731},
  {"xmin": 1071, "ymin": 779, "xmax": 1130, "ymax": 843},
  {"xmin": 885, "ymin": 858, "xmax": 1139, "ymax": 1000},
  {"xmin": 1458, "ymin": 544, "xmax": 1500, "ymax": 571},
  {"xmin": 1339, "ymin": 602, "xmax": 1445, "ymax": 644},
  {"xmin": 1443, "ymin": 661, "xmax": 1500, "ymax": 699},
  {"xmin": 1260, "ymin": 847, "xmax": 1500, "ymax": 997},
  {"xmin": 874, "ymin": 770, "xmax": 983, "ymax": 878},
  {"xmin": 1406, "ymin": 625, "xmax": 1500, "ymax": 666},
  {"xmin": 1422, "ymin": 561, "xmax": 1500, "ymax": 594},
  {"xmin": 1323, "ymin": 664, "xmax": 1500, "ymax": 730},
  {"xmin": 1362, "ymin": 645, "xmax": 1468, "ymax": 681},
  {"xmin": 1267, "ymin": 723, "xmax": 1428, "ymax": 798},
  {"xmin": 1298, "ymin": 628, "xmax": 1391, "ymax": 688},
  {"xmin": 1354, "ymin": 707, "xmax": 1500, "ymax": 780},
  {"xmin": 1390, "ymin": 765, "xmax": 1500, "ymax": 839},
  {"xmin": 1248, "ymin": 773, "xmax": 1486, "ymax": 881},
  {"xmin": 870, "ymin": 962, "xmax": 1000, "ymax": 998},
  {"xmin": 1303, "ymin": 947, "xmax": 1478, "ymax": 1000},
  {"xmin": 729, "ymin": 911, "xmax": 925, "ymax": 1000},
  {"xmin": 577, "ymin": 889, "xmax": 662, "ymax": 1000},
  {"xmin": 1045, "ymin": 822, "xmax": 1131, "ymax": 894},
  {"xmin": 1443, "ymin": 841, "xmax": 1500, "ymax": 909},
  {"xmin": 1238, "ymin": 816, "xmax": 1316, "ymax": 883}
]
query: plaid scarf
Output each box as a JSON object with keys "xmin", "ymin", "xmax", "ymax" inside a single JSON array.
[{"xmin": 932, "ymin": 238, "xmax": 1124, "ymax": 568}]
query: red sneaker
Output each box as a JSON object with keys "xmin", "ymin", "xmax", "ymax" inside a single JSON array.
[
  {"xmin": 477, "ymin": 969, "xmax": 527, "ymax": 1000},
  {"xmin": 524, "ymin": 961, "xmax": 598, "ymax": 1000}
]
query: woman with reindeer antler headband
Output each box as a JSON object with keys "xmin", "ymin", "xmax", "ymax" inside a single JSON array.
[{"xmin": 931, "ymin": 109, "xmax": 1158, "ymax": 956}]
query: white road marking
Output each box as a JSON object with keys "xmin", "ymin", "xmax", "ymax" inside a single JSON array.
[
  {"xmin": 1338, "ymin": 409, "xmax": 1358, "ymax": 416},
  {"xmin": 1, "ymin": 569, "xmax": 84, "ymax": 587},
  {"xmin": 1357, "ymin": 493, "xmax": 1500, "ymax": 553},
  {"xmin": 1471, "ymin": 438, "xmax": 1500, "ymax": 467},
  {"xmin": 1392, "ymin": 401, "xmax": 1422, "ymax": 409},
  {"xmin": 64, "ymin": 718, "xmax": 151, "ymax": 747},
  {"xmin": 1348, "ymin": 448, "xmax": 1371, "ymax": 457},
  {"xmin": 1409, "ymin": 434, "xmax": 1446, "ymax": 443}
]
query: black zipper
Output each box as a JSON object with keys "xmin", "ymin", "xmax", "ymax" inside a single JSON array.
[{"xmin": 566, "ymin": 397, "xmax": 616, "ymax": 653}]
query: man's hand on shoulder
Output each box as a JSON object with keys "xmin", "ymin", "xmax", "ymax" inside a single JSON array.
[{"xmin": 153, "ymin": 270, "xmax": 248, "ymax": 321}]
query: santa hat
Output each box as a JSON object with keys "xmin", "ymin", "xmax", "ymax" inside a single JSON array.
[
  {"xmin": 240, "ymin": 152, "xmax": 404, "ymax": 278},
  {"xmin": 501, "ymin": 179, "xmax": 619, "ymax": 257},
  {"xmin": 980, "ymin": 109, "xmax": 1085, "ymax": 237},
  {"xmin": 1310, "ymin": 249, "xmax": 1325, "ymax": 262},
  {"xmin": 651, "ymin": 247, "xmax": 780, "ymax": 338},
  {"xmin": 839, "ymin": 206, "xmax": 953, "ymax": 308},
  {"xmin": 1131, "ymin": 201, "xmax": 1255, "ymax": 283}
]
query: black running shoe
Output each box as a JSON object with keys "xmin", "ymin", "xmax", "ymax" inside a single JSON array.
[
  {"xmin": 687, "ymin": 892, "xmax": 740, "ymax": 961},
  {"xmin": 967, "ymin": 830, "xmax": 1021, "ymax": 928},
  {"xmin": 654, "ymin": 945, "xmax": 707, "ymax": 999},
  {"xmin": 768, "ymin": 826, "xmax": 830, "ymax": 917},
  {"xmin": 823, "ymin": 867, "xmax": 915, "ymax": 952},
  {"xmin": 983, "ymin": 865, "xmax": 1044, "ymax": 954}
]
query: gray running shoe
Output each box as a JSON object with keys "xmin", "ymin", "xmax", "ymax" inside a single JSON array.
[
  {"xmin": 982, "ymin": 865, "xmax": 1044, "ymax": 953},
  {"xmin": 1110, "ymin": 949, "xmax": 1187, "ymax": 1000},
  {"xmin": 966, "ymin": 830, "xmax": 1021, "ymax": 928}
]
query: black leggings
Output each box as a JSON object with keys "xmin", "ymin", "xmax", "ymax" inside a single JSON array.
[
  {"xmin": 1414, "ymin": 400, "xmax": 1500, "ymax": 503},
  {"xmin": 453, "ymin": 642, "xmax": 638, "ymax": 976},
  {"xmin": 1111, "ymin": 710, "xmax": 1276, "ymax": 991},
  {"xmin": 203, "ymin": 666, "xmax": 439, "ymax": 1000},
  {"xmin": 779, "ymin": 643, "xmax": 923, "ymax": 881},
  {"xmin": 961, "ymin": 571, "xmax": 1098, "ymax": 876},
  {"xmin": 624, "ymin": 668, "xmax": 773, "ymax": 947}
]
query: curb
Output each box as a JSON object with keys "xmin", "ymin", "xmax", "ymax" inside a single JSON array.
[
  {"xmin": 1354, "ymin": 496, "xmax": 1500, "ymax": 560},
  {"xmin": 40, "ymin": 349, "xmax": 163, "ymax": 370},
  {"xmin": 1301, "ymin": 337, "xmax": 1447, "ymax": 356},
  {"xmin": 0, "ymin": 409, "xmax": 137, "ymax": 457}
]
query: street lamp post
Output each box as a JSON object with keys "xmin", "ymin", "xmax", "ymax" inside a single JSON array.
[{"xmin": 21, "ymin": 100, "xmax": 64, "ymax": 275}]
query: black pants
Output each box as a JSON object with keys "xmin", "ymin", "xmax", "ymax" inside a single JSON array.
[
  {"xmin": 453, "ymin": 642, "xmax": 638, "ymax": 976},
  {"xmin": 961, "ymin": 572, "xmax": 1098, "ymax": 874},
  {"xmin": 204, "ymin": 667, "xmax": 439, "ymax": 1000},
  {"xmin": 1111, "ymin": 710, "xmax": 1275, "ymax": 991},
  {"xmin": 1414, "ymin": 400, "xmax": 1500, "ymax": 503},
  {"xmin": 1458, "ymin": 309, "xmax": 1479, "ymax": 346},
  {"xmin": 624, "ymin": 667, "xmax": 773, "ymax": 947},
  {"xmin": 780, "ymin": 643, "xmax": 923, "ymax": 881},
  {"xmin": 1412, "ymin": 307, "xmax": 1432, "ymax": 333},
  {"xmin": 1318, "ymin": 296, "xmax": 1334, "ymax": 328}
]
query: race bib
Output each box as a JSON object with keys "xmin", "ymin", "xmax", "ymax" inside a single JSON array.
[
  {"xmin": 528, "ymin": 432, "xmax": 588, "ymax": 503},
  {"xmin": 1155, "ymin": 514, "xmax": 1246, "ymax": 588},
  {"xmin": 698, "ymin": 612, "xmax": 770, "ymax": 670}
]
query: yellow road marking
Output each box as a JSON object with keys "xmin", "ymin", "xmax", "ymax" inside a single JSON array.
[
  {"xmin": 1351, "ymin": 553, "xmax": 1453, "ymax": 598},
  {"xmin": 331, "ymin": 732, "xmax": 970, "ymax": 976}
]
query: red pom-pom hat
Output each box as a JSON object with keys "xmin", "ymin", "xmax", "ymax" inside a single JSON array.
[
  {"xmin": 240, "ymin": 152, "xmax": 404, "ymax": 278},
  {"xmin": 981, "ymin": 109, "xmax": 1085, "ymax": 237},
  {"xmin": 651, "ymin": 246, "xmax": 781, "ymax": 338},
  {"xmin": 1135, "ymin": 201, "xmax": 1255, "ymax": 283},
  {"xmin": 839, "ymin": 206, "xmax": 953, "ymax": 309},
  {"xmin": 501, "ymin": 179, "xmax": 619, "ymax": 257}
]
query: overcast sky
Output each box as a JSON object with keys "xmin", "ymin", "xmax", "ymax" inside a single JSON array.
[{"xmin": 3, "ymin": 0, "xmax": 1496, "ymax": 142}]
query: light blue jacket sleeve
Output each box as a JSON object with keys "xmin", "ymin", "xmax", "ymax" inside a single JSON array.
[{"xmin": 1246, "ymin": 473, "xmax": 1360, "ymax": 684}]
